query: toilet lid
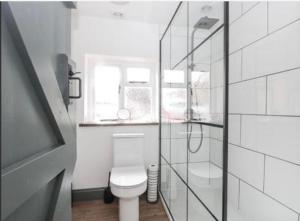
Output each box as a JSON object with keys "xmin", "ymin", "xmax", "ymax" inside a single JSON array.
[{"xmin": 110, "ymin": 166, "xmax": 147, "ymax": 188}]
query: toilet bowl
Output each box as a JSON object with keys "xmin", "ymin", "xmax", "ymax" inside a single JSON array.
[
  {"xmin": 110, "ymin": 133, "xmax": 147, "ymax": 221},
  {"xmin": 110, "ymin": 166, "xmax": 147, "ymax": 221}
]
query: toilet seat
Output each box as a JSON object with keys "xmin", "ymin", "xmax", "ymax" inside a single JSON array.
[{"xmin": 110, "ymin": 166, "xmax": 147, "ymax": 198}]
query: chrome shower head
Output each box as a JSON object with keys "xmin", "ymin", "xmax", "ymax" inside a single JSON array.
[{"xmin": 193, "ymin": 16, "xmax": 219, "ymax": 30}]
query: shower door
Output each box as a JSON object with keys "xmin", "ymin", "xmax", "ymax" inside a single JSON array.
[{"xmin": 159, "ymin": 2, "xmax": 229, "ymax": 221}]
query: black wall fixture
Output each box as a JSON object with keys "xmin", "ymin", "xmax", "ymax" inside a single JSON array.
[{"xmin": 56, "ymin": 54, "xmax": 81, "ymax": 110}]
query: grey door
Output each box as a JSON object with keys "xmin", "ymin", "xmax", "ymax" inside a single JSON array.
[{"xmin": 1, "ymin": 2, "xmax": 76, "ymax": 221}]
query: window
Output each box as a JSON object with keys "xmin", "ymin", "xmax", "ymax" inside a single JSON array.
[
  {"xmin": 85, "ymin": 55, "xmax": 157, "ymax": 123},
  {"xmin": 162, "ymin": 69, "xmax": 187, "ymax": 121},
  {"xmin": 163, "ymin": 70, "xmax": 185, "ymax": 84}
]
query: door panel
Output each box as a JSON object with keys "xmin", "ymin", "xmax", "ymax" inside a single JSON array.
[{"xmin": 1, "ymin": 2, "xmax": 76, "ymax": 221}]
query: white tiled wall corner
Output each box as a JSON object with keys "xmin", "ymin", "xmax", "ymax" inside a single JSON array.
[
  {"xmin": 171, "ymin": 139, "xmax": 187, "ymax": 164},
  {"xmin": 210, "ymin": 127, "xmax": 223, "ymax": 141},
  {"xmin": 228, "ymin": 114, "xmax": 240, "ymax": 145},
  {"xmin": 242, "ymin": 20, "xmax": 300, "ymax": 80},
  {"xmin": 228, "ymin": 144, "xmax": 264, "ymax": 190},
  {"xmin": 210, "ymin": 86, "xmax": 224, "ymax": 114},
  {"xmin": 209, "ymin": 138, "xmax": 223, "ymax": 168},
  {"xmin": 171, "ymin": 123, "xmax": 210, "ymax": 139},
  {"xmin": 161, "ymin": 138, "xmax": 170, "ymax": 162},
  {"xmin": 210, "ymin": 59, "xmax": 224, "ymax": 88},
  {"xmin": 229, "ymin": 2, "xmax": 242, "ymax": 24},
  {"xmin": 267, "ymin": 68, "xmax": 300, "ymax": 116},
  {"xmin": 229, "ymin": 77, "xmax": 266, "ymax": 114},
  {"xmin": 265, "ymin": 157, "xmax": 300, "ymax": 213},
  {"xmin": 161, "ymin": 122, "xmax": 170, "ymax": 138},
  {"xmin": 229, "ymin": 2, "xmax": 268, "ymax": 53},
  {"xmin": 242, "ymin": 2, "xmax": 259, "ymax": 14},
  {"xmin": 241, "ymin": 115, "xmax": 300, "ymax": 165},
  {"xmin": 268, "ymin": 2, "xmax": 300, "ymax": 33},
  {"xmin": 189, "ymin": 138, "xmax": 210, "ymax": 162},
  {"xmin": 229, "ymin": 50, "xmax": 242, "ymax": 83},
  {"xmin": 239, "ymin": 182, "xmax": 299, "ymax": 221}
]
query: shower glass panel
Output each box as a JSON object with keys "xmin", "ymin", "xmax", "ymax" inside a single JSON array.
[{"xmin": 159, "ymin": 2, "xmax": 228, "ymax": 221}]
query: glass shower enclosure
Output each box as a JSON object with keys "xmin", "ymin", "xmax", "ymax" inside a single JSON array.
[{"xmin": 159, "ymin": 2, "xmax": 229, "ymax": 221}]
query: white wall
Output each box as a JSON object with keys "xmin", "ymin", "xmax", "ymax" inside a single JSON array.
[
  {"xmin": 71, "ymin": 14, "xmax": 161, "ymax": 189},
  {"xmin": 227, "ymin": 2, "xmax": 300, "ymax": 221},
  {"xmin": 72, "ymin": 125, "xmax": 158, "ymax": 189}
]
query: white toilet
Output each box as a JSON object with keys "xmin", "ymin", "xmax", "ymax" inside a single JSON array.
[{"xmin": 110, "ymin": 133, "xmax": 147, "ymax": 221}]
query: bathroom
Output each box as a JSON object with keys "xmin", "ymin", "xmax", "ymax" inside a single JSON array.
[{"xmin": 1, "ymin": 1, "xmax": 300, "ymax": 221}]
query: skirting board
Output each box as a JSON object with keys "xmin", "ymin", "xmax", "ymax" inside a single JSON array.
[
  {"xmin": 159, "ymin": 192, "xmax": 173, "ymax": 221},
  {"xmin": 72, "ymin": 187, "xmax": 105, "ymax": 202}
]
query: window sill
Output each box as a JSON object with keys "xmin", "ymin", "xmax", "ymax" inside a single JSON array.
[{"xmin": 79, "ymin": 121, "xmax": 159, "ymax": 127}]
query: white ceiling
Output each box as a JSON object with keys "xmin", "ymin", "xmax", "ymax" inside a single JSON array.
[{"xmin": 76, "ymin": 1, "xmax": 179, "ymax": 25}]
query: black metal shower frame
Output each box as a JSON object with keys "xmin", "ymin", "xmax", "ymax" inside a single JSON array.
[{"xmin": 158, "ymin": 2, "xmax": 229, "ymax": 221}]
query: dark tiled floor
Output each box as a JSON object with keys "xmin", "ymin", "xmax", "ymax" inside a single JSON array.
[{"xmin": 72, "ymin": 196, "xmax": 169, "ymax": 221}]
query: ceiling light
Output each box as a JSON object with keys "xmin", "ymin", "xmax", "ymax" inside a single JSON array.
[
  {"xmin": 112, "ymin": 11, "xmax": 124, "ymax": 17},
  {"xmin": 201, "ymin": 5, "xmax": 212, "ymax": 12},
  {"xmin": 110, "ymin": 1, "xmax": 130, "ymax": 6}
]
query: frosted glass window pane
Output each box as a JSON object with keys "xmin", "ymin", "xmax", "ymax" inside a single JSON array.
[
  {"xmin": 124, "ymin": 87, "xmax": 152, "ymax": 121},
  {"xmin": 191, "ymin": 71, "xmax": 210, "ymax": 88},
  {"xmin": 127, "ymin": 67, "xmax": 150, "ymax": 83},
  {"xmin": 162, "ymin": 88, "xmax": 187, "ymax": 120},
  {"xmin": 94, "ymin": 65, "xmax": 120, "ymax": 120},
  {"xmin": 163, "ymin": 70, "xmax": 185, "ymax": 83}
]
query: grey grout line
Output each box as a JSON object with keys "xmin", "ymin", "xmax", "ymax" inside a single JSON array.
[
  {"xmin": 229, "ymin": 66, "xmax": 300, "ymax": 86},
  {"xmin": 228, "ymin": 142, "xmax": 300, "ymax": 167},
  {"xmin": 239, "ymin": 114, "xmax": 242, "ymax": 146},
  {"xmin": 267, "ymin": 1, "xmax": 269, "ymax": 35},
  {"xmin": 240, "ymin": 48, "xmax": 243, "ymax": 81},
  {"xmin": 238, "ymin": 178, "xmax": 241, "ymax": 209},
  {"xmin": 265, "ymin": 76, "xmax": 268, "ymax": 115},
  {"xmin": 210, "ymin": 135, "xmax": 300, "ymax": 167},
  {"xmin": 229, "ymin": 19, "xmax": 300, "ymax": 55},
  {"xmin": 268, "ymin": 17, "xmax": 300, "ymax": 36},
  {"xmin": 229, "ymin": 2, "xmax": 260, "ymax": 26},
  {"xmin": 229, "ymin": 112, "xmax": 300, "ymax": 118},
  {"xmin": 263, "ymin": 154, "xmax": 266, "ymax": 192},
  {"xmin": 241, "ymin": 2, "xmax": 260, "ymax": 15},
  {"xmin": 229, "ymin": 18, "xmax": 300, "ymax": 55},
  {"xmin": 236, "ymin": 177, "xmax": 300, "ymax": 216}
]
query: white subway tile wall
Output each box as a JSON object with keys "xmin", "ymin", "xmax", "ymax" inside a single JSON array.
[
  {"xmin": 228, "ymin": 115, "xmax": 240, "ymax": 145},
  {"xmin": 209, "ymin": 138, "xmax": 223, "ymax": 168},
  {"xmin": 267, "ymin": 68, "xmax": 300, "ymax": 116},
  {"xmin": 229, "ymin": 2, "xmax": 242, "ymax": 24},
  {"xmin": 241, "ymin": 115, "xmax": 300, "ymax": 165},
  {"xmin": 242, "ymin": 2, "xmax": 259, "ymax": 14},
  {"xmin": 239, "ymin": 182, "xmax": 298, "ymax": 221},
  {"xmin": 229, "ymin": 2, "xmax": 268, "ymax": 53},
  {"xmin": 229, "ymin": 50, "xmax": 242, "ymax": 83},
  {"xmin": 268, "ymin": 2, "xmax": 300, "ymax": 33},
  {"xmin": 228, "ymin": 144, "xmax": 264, "ymax": 190},
  {"xmin": 265, "ymin": 157, "xmax": 300, "ymax": 213},
  {"xmin": 228, "ymin": 2, "xmax": 300, "ymax": 220},
  {"xmin": 229, "ymin": 77, "xmax": 266, "ymax": 114}
]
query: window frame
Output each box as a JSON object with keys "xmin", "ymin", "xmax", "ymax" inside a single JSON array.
[{"xmin": 84, "ymin": 54, "xmax": 157, "ymax": 123}]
